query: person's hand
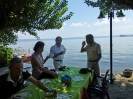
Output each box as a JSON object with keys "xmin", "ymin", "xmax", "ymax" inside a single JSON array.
[
  {"xmin": 11, "ymin": 97, "xmax": 18, "ymax": 99},
  {"xmin": 59, "ymin": 51, "xmax": 65, "ymax": 55},
  {"xmin": 50, "ymin": 90, "xmax": 57, "ymax": 98},
  {"xmin": 45, "ymin": 89, "xmax": 57, "ymax": 98},
  {"xmin": 82, "ymin": 41, "xmax": 86, "ymax": 47},
  {"xmin": 46, "ymin": 55, "xmax": 51, "ymax": 59},
  {"xmin": 51, "ymin": 72, "xmax": 58, "ymax": 78},
  {"xmin": 92, "ymin": 63, "xmax": 97, "ymax": 70}
]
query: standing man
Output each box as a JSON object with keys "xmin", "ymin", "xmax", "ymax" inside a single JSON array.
[
  {"xmin": 81, "ymin": 34, "xmax": 102, "ymax": 82},
  {"xmin": 50, "ymin": 36, "xmax": 66, "ymax": 69}
]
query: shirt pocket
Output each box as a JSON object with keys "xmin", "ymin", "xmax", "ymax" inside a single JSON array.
[{"xmin": 92, "ymin": 48, "xmax": 97, "ymax": 54}]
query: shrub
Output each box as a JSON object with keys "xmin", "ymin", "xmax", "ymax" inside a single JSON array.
[{"xmin": 0, "ymin": 45, "xmax": 13, "ymax": 67}]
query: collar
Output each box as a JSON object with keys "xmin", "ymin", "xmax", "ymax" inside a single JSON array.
[
  {"xmin": 55, "ymin": 44, "xmax": 61, "ymax": 47},
  {"xmin": 89, "ymin": 42, "xmax": 95, "ymax": 47},
  {"xmin": 6, "ymin": 71, "xmax": 23, "ymax": 83}
]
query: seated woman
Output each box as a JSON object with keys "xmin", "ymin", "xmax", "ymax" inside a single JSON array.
[{"xmin": 31, "ymin": 41, "xmax": 58, "ymax": 80}]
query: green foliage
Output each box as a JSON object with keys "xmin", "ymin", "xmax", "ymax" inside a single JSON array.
[
  {"xmin": 0, "ymin": 0, "xmax": 73, "ymax": 45},
  {"xmin": 0, "ymin": 30, "xmax": 18, "ymax": 45},
  {"xmin": 0, "ymin": 45, "xmax": 13, "ymax": 67},
  {"xmin": 85, "ymin": 0, "xmax": 133, "ymax": 14}
]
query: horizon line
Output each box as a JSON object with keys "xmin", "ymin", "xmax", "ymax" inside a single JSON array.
[{"xmin": 18, "ymin": 34, "xmax": 133, "ymax": 40}]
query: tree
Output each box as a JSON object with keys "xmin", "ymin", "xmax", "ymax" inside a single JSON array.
[
  {"xmin": 0, "ymin": 0, "xmax": 73, "ymax": 45},
  {"xmin": 85, "ymin": 0, "xmax": 133, "ymax": 14}
]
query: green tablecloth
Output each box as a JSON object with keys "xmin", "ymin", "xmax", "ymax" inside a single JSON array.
[{"xmin": 18, "ymin": 66, "xmax": 93, "ymax": 99}]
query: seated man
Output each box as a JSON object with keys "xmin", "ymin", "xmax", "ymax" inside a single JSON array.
[{"xmin": 0, "ymin": 57, "xmax": 57, "ymax": 99}]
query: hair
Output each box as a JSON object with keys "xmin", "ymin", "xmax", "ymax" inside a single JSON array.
[
  {"xmin": 86, "ymin": 34, "xmax": 94, "ymax": 40},
  {"xmin": 9, "ymin": 57, "xmax": 22, "ymax": 67},
  {"xmin": 55, "ymin": 36, "xmax": 62, "ymax": 41},
  {"xmin": 33, "ymin": 41, "xmax": 45, "ymax": 52}
]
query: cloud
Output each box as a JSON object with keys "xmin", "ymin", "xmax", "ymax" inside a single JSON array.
[
  {"xmin": 94, "ymin": 24, "xmax": 133, "ymax": 36},
  {"xmin": 113, "ymin": 25, "xmax": 133, "ymax": 30},
  {"xmin": 93, "ymin": 17, "xmax": 133, "ymax": 26},
  {"xmin": 113, "ymin": 17, "xmax": 133, "ymax": 24},
  {"xmin": 93, "ymin": 18, "xmax": 109, "ymax": 26},
  {"xmin": 87, "ymin": 24, "xmax": 91, "ymax": 27},
  {"xmin": 70, "ymin": 22, "xmax": 87, "ymax": 27}
]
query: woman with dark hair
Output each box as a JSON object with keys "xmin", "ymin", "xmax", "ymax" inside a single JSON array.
[{"xmin": 31, "ymin": 41, "xmax": 58, "ymax": 80}]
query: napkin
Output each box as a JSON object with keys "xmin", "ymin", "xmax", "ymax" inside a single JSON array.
[
  {"xmin": 45, "ymin": 92, "xmax": 54, "ymax": 97},
  {"xmin": 72, "ymin": 76, "xmax": 84, "ymax": 82},
  {"xmin": 56, "ymin": 71, "xmax": 63, "ymax": 76},
  {"xmin": 55, "ymin": 93, "xmax": 71, "ymax": 99},
  {"xmin": 13, "ymin": 92, "xmax": 28, "ymax": 99},
  {"xmin": 42, "ymin": 79, "xmax": 51, "ymax": 84}
]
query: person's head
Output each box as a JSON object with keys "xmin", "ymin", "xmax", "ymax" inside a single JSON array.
[
  {"xmin": 33, "ymin": 41, "xmax": 45, "ymax": 53},
  {"xmin": 9, "ymin": 57, "xmax": 23, "ymax": 76},
  {"xmin": 86, "ymin": 34, "xmax": 94, "ymax": 45},
  {"xmin": 55, "ymin": 36, "xmax": 62, "ymax": 46}
]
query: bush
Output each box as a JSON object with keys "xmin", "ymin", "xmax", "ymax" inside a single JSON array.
[{"xmin": 0, "ymin": 45, "xmax": 13, "ymax": 67}]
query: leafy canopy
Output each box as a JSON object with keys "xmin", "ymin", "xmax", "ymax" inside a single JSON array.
[
  {"xmin": 85, "ymin": 0, "xmax": 133, "ymax": 14},
  {"xmin": 0, "ymin": 0, "xmax": 73, "ymax": 45}
]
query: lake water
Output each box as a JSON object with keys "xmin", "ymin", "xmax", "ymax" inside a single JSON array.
[{"xmin": 8, "ymin": 36, "xmax": 133, "ymax": 73}]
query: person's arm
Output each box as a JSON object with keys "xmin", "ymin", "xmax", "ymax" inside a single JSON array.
[
  {"xmin": 93, "ymin": 44, "xmax": 102, "ymax": 65},
  {"xmin": 95, "ymin": 54, "xmax": 102, "ymax": 64},
  {"xmin": 28, "ymin": 77, "xmax": 57, "ymax": 98},
  {"xmin": 28, "ymin": 77, "xmax": 51, "ymax": 92},
  {"xmin": 50, "ymin": 46, "xmax": 64, "ymax": 58},
  {"xmin": 63, "ymin": 45, "xmax": 66, "ymax": 54},
  {"xmin": 32, "ymin": 56, "xmax": 58, "ymax": 78},
  {"xmin": 43, "ymin": 55, "xmax": 51, "ymax": 63},
  {"xmin": 53, "ymin": 52, "xmax": 64, "ymax": 58},
  {"xmin": 81, "ymin": 41, "xmax": 86, "ymax": 52}
]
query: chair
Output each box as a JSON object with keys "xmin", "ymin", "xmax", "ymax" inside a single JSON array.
[{"xmin": 87, "ymin": 69, "xmax": 110, "ymax": 99}]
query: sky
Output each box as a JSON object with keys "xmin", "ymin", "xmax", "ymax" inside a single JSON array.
[{"xmin": 18, "ymin": 0, "xmax": 133, "ymax": 39}]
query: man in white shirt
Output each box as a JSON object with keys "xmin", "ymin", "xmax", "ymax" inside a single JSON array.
[{"xmin": 50, "ymin": 36, "xmax": 66, "ymax": 69}]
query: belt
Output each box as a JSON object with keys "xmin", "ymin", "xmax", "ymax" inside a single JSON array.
[
  {"xmin": 54, "ymin": 60, "xmax": 63, "ymax": 61},
  {"xmin": 89, "ymin": 60, "xmax": 97, "ymax": 62}
]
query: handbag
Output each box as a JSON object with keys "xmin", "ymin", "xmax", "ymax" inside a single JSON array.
[{"xmin": 79, "ymin": 68, "xmax": 92, "ymax": 74}]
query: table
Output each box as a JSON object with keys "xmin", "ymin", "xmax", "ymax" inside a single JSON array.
[{"xmin": 17, "ymin": 66, "xmax": 93, "ymax": 99}]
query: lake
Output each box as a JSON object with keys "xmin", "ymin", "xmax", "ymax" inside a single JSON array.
[{"xmin": 8, "ymin": 36, "xmax": 133, "ymax": 73}]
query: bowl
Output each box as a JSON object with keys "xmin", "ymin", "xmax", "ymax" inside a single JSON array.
[{"xmin": 123, "ymin": 69, "xmax": 132, "ymax": 77}]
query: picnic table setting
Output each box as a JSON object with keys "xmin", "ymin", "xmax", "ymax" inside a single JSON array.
[{"xmin": 12, "ymin": 66, "xmax": 93, "ymax": 99}]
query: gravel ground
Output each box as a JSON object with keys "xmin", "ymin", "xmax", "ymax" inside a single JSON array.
[
  {"xmin": 90, "ymin": 73, "xmax": 133, "ymax": 99},
  {"xmin": 108, "ymin": 74, "xmax": 133, "ymax": 99}
]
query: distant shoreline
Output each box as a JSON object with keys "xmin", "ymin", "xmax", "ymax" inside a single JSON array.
[
  {"xmin": 120, "ymin": 35, "xmax": 133, "ymax": 37},
  {"xmin": 18, "ymin": 34, "xmax": 133, "ymax": 41}
]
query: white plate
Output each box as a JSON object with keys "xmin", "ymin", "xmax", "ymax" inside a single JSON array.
[
  {"xmin": 72, "ymin": 76, "xmax": 84, "ymax": 82},
  {"xmin": 55, "ymin": 94, "xmax": 71, "ymax": 99},
  {"xmin": 13, "ymin": 92, "xmax": 28, "ymax": 99}
]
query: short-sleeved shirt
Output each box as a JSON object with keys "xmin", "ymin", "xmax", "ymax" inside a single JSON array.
[
  {"xmin": 0, "ymin": 70, "xmax": 31, "ymax": 99},
  {"xmin": 84, "ymin": 42, "xmax": 101, "ymax": 60},
  {"xmin": 50, "ymin": 44, "xmax": 66, "ymax": 60}
]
